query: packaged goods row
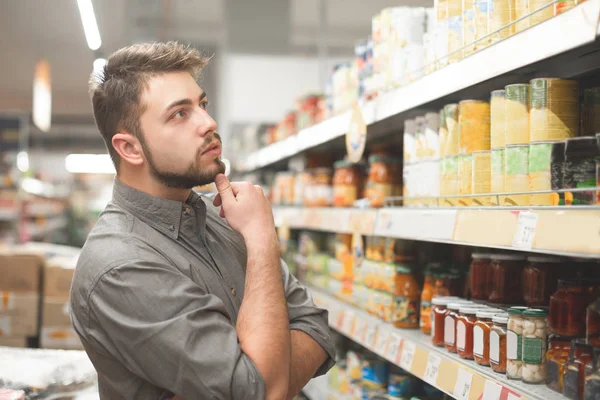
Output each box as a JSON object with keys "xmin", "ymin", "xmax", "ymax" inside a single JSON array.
[{"xmin": 289, "ymin": 230, "xmax": 600, "ymax": 399}]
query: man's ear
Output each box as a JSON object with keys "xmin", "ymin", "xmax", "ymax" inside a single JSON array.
[{"xmin": 112, "ymin": 132, "xmax": 144, "ymax": 167}]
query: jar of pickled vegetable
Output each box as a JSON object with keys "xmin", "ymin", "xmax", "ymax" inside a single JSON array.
[
  {"xmin": 333, "ymin": 160, "xmax": 363, "ymax": 207},
  {"xmin": 445, "ymin": 301, "xmax": 475, "ymax": 353},
  {"xmin": 489, "ymin": 254, "xmax": 526, "ymax": 304},
  {"xmin": 523, "ymin": 256, "xmax": 563, "ymax": 307},
  {"xmin": 586, "ymin": 297, "xmax": 600, "ymax": 346},
  {"xmin": 474, "ymin": 309, "xmax": 504, "ymax": 367},
  {"xmin": 457, "ymin": 306, "xmax": 489, "ymax": 360},
  {"xmin": 522, "ymin": 308, "xmax": 549, "ymax": 384},
  {"xmin": 550, "ymin": 280, "xmax": 600, "ymax": 337},
  {"xmin": 507, "ymin": 306, "xmax": 528, "ymax": 380},
  {"xmin": 431, "ymin": 297, "xmax": 458, "ymax": 347},
  {"xmin": 563, "ymin": 339, "xmax": 595, "ymax": 400},
  {"xmin": 490, "ymin": 313, "xmax": 510, "ymax": 374},
  {"xmin": 470, "ymin": 253, "xmax": 493, "ymax": 300},
  {"xmin": 393, "ymin": 265, "xmax": 421, "ymax": 329},
  {"xmin": 365, "ymin": 155, "xmax": 400, "ymax": 208},
  {"xmin": 546, "ymin": 335, "xmax": 574, "ymax": 393}
]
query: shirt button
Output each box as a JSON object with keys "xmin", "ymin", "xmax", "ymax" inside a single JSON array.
[
  {"xmin": 184, "ymin": 207, "xmax": 191, "ymax": 215},
  {"xmin": 169, "ymin": 225, "xmax": 175, "ymax": 231},
  {"xmin": 231, "ymin": 288, "xmax": 237, "ymax": 296}
]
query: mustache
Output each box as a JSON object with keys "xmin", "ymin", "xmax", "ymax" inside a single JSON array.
[{"xmin": 199, "ymin": 132, "xmax": 222, "ymax": 154}]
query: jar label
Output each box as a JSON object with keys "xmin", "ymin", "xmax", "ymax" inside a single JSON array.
[
  {"xmin": 445, "ymin": 316, "xmax": 455, "ymax": 345},
  {"xmin": 523, "ymin": 337, "xmax": 545, "ymax": 364},
  {"xmin": 507, "ymin": 330, "xmax": 521, "ymax": 360},
  {"xmin": 457, "ymin": 320, "xmax": 466, "ymax": 351},
  {"xmin": 420, "ymin": 301, "xmax": 432, "ymax": 329},
  {"xmin": 490, "ymin": 331, "xmax": 500, "ymax": 363},
  {"xmin": 430, "ymin": 309, "xmax": 435, "ymax": 337},
  {"xmin": 393, "ymin": 297, "xmax": 419, "ymax": 326},
  {"xmin": 333, "ymin": 185, "xmax": 358, "ymax": 207},
  {"xmin": 473, "ymin": 326, "xmax": 484, "ymax": 357},
  {"xmin": 366, "ymin": 183, "xmax": 394, "ymax": 207}
]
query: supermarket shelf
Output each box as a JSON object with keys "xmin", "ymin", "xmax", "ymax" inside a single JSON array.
[
  {"xmin": 310, "ymin": 287, "xmax": 564, "ymax": 400},
  {"xmin": 26, "ymin": 218, "xmax": 68, "ymax": 237},
  {"xmin": 273, "ymin": 206, "xmax": 600, "ymax": 258},
  {"xmin": 0, "ymin": 208, "xmax": 19, "ymax": 222},
  {"xmin": 237, "ymin": 0, "xmax": 600, "ymax": 173}
]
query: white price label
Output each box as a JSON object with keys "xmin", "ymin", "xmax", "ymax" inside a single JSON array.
[
  {"xmin": 374, "ymin": 329, "xmax": 390, "ymax": 355},
  {"xmin": 507, "ymin": 393, "xmax": 521, "ymax": 400},
  {"xmin": 453, "ymin": 368, "xmax": 473, "ymax": 400},
  {"xmin": 482, "ymin": 380, "xmax": 502, "ymax": 400},
  {"xmin": 354, "ymin": 318, "xmax": 367, "ymax": 343},
  {"xmin": 364, "ymin": 325, "xmax": 377, "ymax": 348},
  {"xmin": 512, "ymin": 211, "xmax": 538, "ymax": 250},
  {"xmin": 423, "ymin": 353, "xmax": 442, "ymax": 385},
  {"xmin": 400, "ymin": 341, "xmax": 416, "ymax": 371},
  {"xmin": 342, "ymin": 311, "xmax": 355, "ymax": 335},
  {"xmin": 386, "ymin": 333, "xmax": 403, "ymax": 363}
]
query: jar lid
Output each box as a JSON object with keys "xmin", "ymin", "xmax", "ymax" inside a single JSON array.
[
  {"xmin": 507, "ymin": 306, "xmax": 528, "ymax": 315},
  {"xmin": 313, "ymin": 167, "xmax": 332, "ymax": 174},
  {"xmin": 333, "ymin": 160, "xmax": 357, "ymax": 169},
  {"xmin": 476, "ymin": 309, "xmax": 505, "ymax": 319},
  {"xmin": 395, "ymin": 265, "xmax": 413, "ymax": 274},
  {"xmin": 523, "ymin": 308, "xmax": 548, "ymax": 317},
  {"xmin": 459, "ymin": 305, "xmax": 488, "ymax": 314},
  {"xmin": 471, "ymin": 253, "xmax": 492, "ymax": 259},
  {"xmin": 448, "ymin": 301, "xmax": 474, "ymax": 310},
  {"xmin": 527, "ymin": 256, "xmax": 565, "ymax": 263},
  {"xmin": 491, "ymin": 254, "xmax": 526, "ymax": 261},
  {"xmin": 368, "ymin": 155, "xmax": 402, "ymax": 164},
  {"xmin": 492, "ymin": 314, "xmax": 509, "ymax": 324},
  {"xmin": 431, "ymin": 297, "xmax": 453, "ymax": 306}
]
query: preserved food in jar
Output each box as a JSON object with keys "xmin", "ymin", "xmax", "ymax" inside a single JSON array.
[
  {"xmin": 564, "ymin": 340, "xmax": 594, "ymax": 400},
  {"xmin": 457, "ymin": 306, "xmax": 488, "ymax": 360},
  {"xmin": 431, "ymin": 297, "xmax": 459, "ymax": 347},
  {"xmin": 546, "ymin": 335, "xmax": 573, "ymax": 393},
  {"xmin": 393, "ymin": 265, "xmax": 421, "ymax": 329},
  {"xmin": 294, "ymin": 172, "xmax": 312, "ymax": 206},
  {"xmin": 474, "ymin": 309, "xmax": 504, "ymax": 367},
  {"xmin": 420, "ymin": 269, "xmax": 435, "ymax": 335},
  {"xmin": 384, "ymin": 238, "xmax": 415, "ymax": 263},
  {"xmin": 489, "ymin": 254, "xmax": 526, "ymax": 304},
  {"xmin": 366, "ymin": 236, "xmax": 386, "ymax": 261},
  {"xmin": 445, "ymin": 301, "xmax": 476, "ymax": 353},
  {"xmin": 584, "ymin": 348, "xmax": 600, "ymax": 400},
  {"xmin": 490, "ymin": 313, "xmax": 509, "ymax": 374},
  {"xmin": 550, "ymin": 279, "xmax": 600, "ymax": 337},
  {"xmin": 522, "ymin": 308, "xmax": 548, "ymax": 384},
  {"xmin": 333, "ymin": 161, "xmax": 363, "ymax": 207},
  {"xmin": 305, "ymin": 168, "xmax": 333, "ymax": 207},
  {"xmin": 365, "ymin": 156, "xmax": 401, "ymax": 208},
  {"xmin": 470, "ymin": 253, "xmax": 493, "ymax": 300},
  {"xmin": 507, "ymin": 306, "xmax": 528, "ymax": 380},
  {"xmin": 587, "ymin": 297, "xmax": 600, "ymax": 346},
  {"xmin": 523, "ymin": 256, "xmax": 563, "ymax": 307}
]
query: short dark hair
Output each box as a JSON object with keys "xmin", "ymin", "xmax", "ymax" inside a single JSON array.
[{"xmin": 89, "ymin": 41, "xmax": 210, "ymax": 169}]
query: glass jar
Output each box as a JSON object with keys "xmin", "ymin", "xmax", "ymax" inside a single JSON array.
[
  {"xmin": 431, "ymin": 297, "xmax": 458, "ymax": 347},
  {"xmin": 507, "ymin": 306, "xmax": 528, "ymax": 380},
  {"xmin": 420, "ymin": 269, "xmax": 435, "ymax": 335},
  {"xmin": 584, "ymin": 348, "xmax": 600, "ymax": 400},
  {"xmin": 305, "ymin": 167, "xmax": 333, "ymax": 207},
  {"xmin": 365, "ymin": 155, "xmax": 400, "ymax": 208},
  {"xmin": 489, "ymin": 254, "xmax": 526, "ymax": 304},
  {"xmin": 470, "ymin": 253, "xmax": 493, "ymax": 300},
  {"xmin": 333, "ymin": 161, "xmax": 363, "ymax": 207},
  {"xmin": 490, "ymin": 313, "xmax": 509, "ymax": 374},
  {"xmin": 546, "ymin": 335, "xmax": 574, "ymax": 393},
  {"xmin": 474, "ymin": 309, "xmax": 504, "ymax": 367},
  {"xmin": 294, "ymin": 171, "xmax": 312, "ymax": 206},
  {"xmin": 433, "ymin": 272, "xmax": 453, "ymax": 297},
  {"xmin": 522, "ymin": 308, "xmax": 549, "ymax": 384},
  {"xmin": 444, "ymin": 301, "xmax": 475, "ymax": 353},
  {"xmin": 550, "ymin": 280, "xmax": 600, "ymax": 337},
  {"xmin": 384, "ymin": 238, "xmax": 415, "ymax": 263},
  {"xmin": 392, "ymin": 265, "xmax": 421, "ymax": 329},
  {"xmin": 563, "ymin": 340, "xmax": 595, "ymax": 400},
  {"xmin": 522, "ymin": 256, "xmax": 563, "ymax": 307},
  {"xmin": 457, "ymin": 306, "xmax": 489, "ymax": 360},
  {"xmin": 587, "ymin": 297, "xmax": 600, "ymax": 346}
]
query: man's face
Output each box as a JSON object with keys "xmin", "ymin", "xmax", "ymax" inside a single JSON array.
[{"xmin": 137, "ymin": 71, "xmax": 225, "ymax": 189}]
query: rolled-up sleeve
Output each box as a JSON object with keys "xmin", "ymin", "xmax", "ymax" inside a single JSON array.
[
  {"xmin": 87, "ymin": 260, "xmax": 265, "ymax": 400},
  {"xmin": 281, "ymin": 260, "xmax": 336, "ymax": 376}
]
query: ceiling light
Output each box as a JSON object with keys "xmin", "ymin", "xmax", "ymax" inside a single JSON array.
[
  {"xmin": 76, "ymin": 0, "xmax": 102, "ymax": 50},
  {"xmin": 93, "ymin": 57, "xmax": 107, "ymax": 75},
  {"xmin": 16, "ymin": 152, "xmax": 29, "ymax": 172},
  {"xmin": 65, "ymin": 154, "xmax": 115, "ymax": 174}
]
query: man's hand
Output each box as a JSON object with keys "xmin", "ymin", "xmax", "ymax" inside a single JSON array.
[{"xmin": 213, "ymin": 174, "xmax": 275, "ymax": 241}]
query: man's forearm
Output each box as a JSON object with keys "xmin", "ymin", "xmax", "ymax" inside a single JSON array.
[
  {"xmin": 286, "ymin": 330, "xmax": 328, "ymax": 400},
  {"xmin": 237, "ymin": 235, "xmax": 291, "ymax": 399}
]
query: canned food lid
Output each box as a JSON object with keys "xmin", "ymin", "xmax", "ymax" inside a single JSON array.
[
  {"xmin": 527, "ymin": 256, "xmax": 565, "ymax": 263},
  {"xmin": 492, "ymin": 254, "xmax": 526, "ymax": 261},
  {"xmin": 448, "ymin": 301, "xmax": 474, "ymax": 310},
  {"xmin": 471, "ymin": 253, "xmax": 492, "ymax": 259},
  {"xmin": 523, "ymin": 308, "xmax": 548, "ymax": 317},
  {"xmin": 491, "ymin": 89, "xmax": 505, "ymax": 96},
  {"xmin": 507, "ymin": 306, "xmax": 529, "ymax": 315},
  {"xmin": 476, "ymin": 309, "xmax": 505, "ymax": 318},
  {"xmin": 492, "ymin": 314, "xmax": 509, "ymax": 324}
]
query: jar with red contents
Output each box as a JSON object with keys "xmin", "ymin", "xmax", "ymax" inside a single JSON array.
[
  {"xmin": 470, "ymin": 253, "xmax": 493, "ymax": 300},
  {"xmin": 546, "ymin": 334, "xmax": 575, "ymax": 393},
  {"xmin": 489, "ymin": 254, "xmax": 526, "ymax": 304},
  {"xmin": 333, "ymin": 161, "xmax": 363, "ymax": 207},
  {"xmin": 431, "ymin": 296, "xmax": 459, "ymax": 347},
  {"xmin": 550, "ymin": 279, "xmax": 600, "ymax": 337},
  {"xmin": 522, "ymin": 256, "xmax": 563, "ymax": 307},
  {"xmin": 563, "ymin": 339, "xmax": 595, "ymax": 400},
  {"xmin": 474, "ymin": 309, "xmax": 505, "ymax": 367},
  {"xmin": 456, "ymin": 305, "xmax": 490, "ymax": 360},
  {"xmin": 444, "ymin": 301, "xmax": 475, "ymax": 353}
]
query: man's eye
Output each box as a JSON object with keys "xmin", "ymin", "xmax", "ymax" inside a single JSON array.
[
  {"xmin": 173, "ymin": 110, "xmax": 187, "ymax": 119},
  {"xmin": 200, "ymin": 101, "xmax": 209, "ymax": 110}
]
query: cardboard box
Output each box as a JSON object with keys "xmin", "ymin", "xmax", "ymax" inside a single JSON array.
[
  {"xmin": 42, "ymin": 298, "xmax": 72, "ymax": 327},
  {"xmin": 0, "ymin": 253, "xmax": 44, "ymax": 292},
  {"xmin": 0, "ymin": 335, "xmax": 29, "ymax": 348},
  {"xmin": 44, "ymin": 263, "xmax": 75, "ymax": 299},
  {"xmin": 41, "ymin": 327, "xmax": 83, "ymax": 350},
  {"xmin": 0, "ymin": 292, "xmax": 40, "ymax": 336}
]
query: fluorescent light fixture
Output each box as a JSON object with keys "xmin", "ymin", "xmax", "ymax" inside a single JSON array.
[
  {"xmin": 17, "ymin": 152, "xmax": 29, "ymax": 172},
  {"xmin": 65, "ymin": 154, "xmax": 115, "ymax": 174},
  {"xmin": 93, "ymin": 57, "xmax": 107, "ymax": 75},
  {"xmin": 77, "ymin": 0, "xmax": 102, "ymax": 50}
]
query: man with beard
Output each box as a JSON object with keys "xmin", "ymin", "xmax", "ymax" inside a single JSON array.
[{"xmin": 70, "ymin": 42, "xmax": 335, "ymax": 400}]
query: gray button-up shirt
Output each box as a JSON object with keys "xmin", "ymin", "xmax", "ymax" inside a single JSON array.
[{"xmin": 70, "ymin": 179, "xmax": 336, "ymax": 399}]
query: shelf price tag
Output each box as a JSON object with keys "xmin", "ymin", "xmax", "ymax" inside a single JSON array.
[
  {"xmin": 512, "ymin": 211, "xmax": 538, "ymax": 250},
  {"xmin": 386, "ymin": 333, "xmax": 403, "ymax": 364},
  {"xmin": 354, "ymin": 317, "xmax": 367, "ymax": 343},
  {"xmin": 364, "ymin": 324, "xmax": 377, "ymax": 349},
  {"xmin": 453, "ymin": 368, "xmax": 473, "ymax": 400},
  {"xmin": 374, "ymin": 328, "xmax": 390, "ymax": 356},
  {"xmin": 342, "ymin": 311, "xmax": 355, "ymax": 336},
  {"xmin": 399, "ymin": 341, "xmax": 416, "ymax": 372},
  {"xmin": 482, "ymin": 380, "xmax": 502, "ymax": 400},
  {"xmin": 423, "ymin": 353, "xmax": 442, "ymax": 385}
]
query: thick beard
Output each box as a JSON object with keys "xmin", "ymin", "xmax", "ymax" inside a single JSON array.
[{"xmin": 139, "ymin": 134, "xmax": 226, "ymax": 189}]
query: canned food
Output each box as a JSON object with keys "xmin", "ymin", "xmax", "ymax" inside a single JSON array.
[
  {"xmin": 505, "ymin": 84, "xmax": 530, "ymax": 145},
  {"xmin": 491, "ymin": 148, "xmax": 505, "ymax": 205},
  {"xmin": 463, "ymin": 0, "xmax": 477, "ymax": 57},
  {"xmin": 529, "ymin": 141, "xmax": 557, "ymax": 206},
  {"xmin": 530, "ymin": 78, "xmax": 579, "ymax": 142},
  {"xmin": 491, "ymin": 0, "xmax": 516, "ymax": 41},
  {"xmin": 473, "ymin": 150, "xmax": 491, "ymax": 206},
  {"xmin": 459, "ymin": 154, "xmax": 474, "ymax": 206},
  {"xmin": 444, "ymin": 104, "xmax": 460, "ymax": 156},
  {"xmin": 474, "ymin": 0, "xmax": 492, "ymax": 49},
  {"xmin": 490, "ymin": 90, "xmax": 506, "ymax": 149},
  {"xmin": 504, "ymin": 144, "xmax": 530, "ymax": 205},
  {"xmin": 459, "ymin": 100, "xmax": 491, "ymax": 153},
  {"xmin": 443, "ymin": 155, "xmax": 460, "ymax": 206}
]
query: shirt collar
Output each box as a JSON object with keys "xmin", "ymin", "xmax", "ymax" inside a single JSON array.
[{"xmin": 112, "ymin": 178, "xmax": 204, "ymax": 239}]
